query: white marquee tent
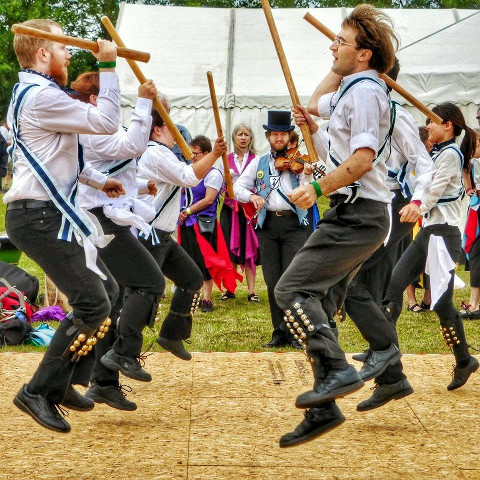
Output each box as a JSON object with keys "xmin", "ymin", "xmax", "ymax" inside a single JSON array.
[{"xmin": 116, "ymin": 3, "xmax": 480, "ymax": 153}]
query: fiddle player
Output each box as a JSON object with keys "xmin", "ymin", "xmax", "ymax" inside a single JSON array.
[
  {"xmin": 233, "ymin": 110, "xmax": 314, "ymax": 349},
  {"xmin": 273, "ymin": 5, "xmax": 406, "ymax": 447}
]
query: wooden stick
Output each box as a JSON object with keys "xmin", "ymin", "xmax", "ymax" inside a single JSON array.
[
  {"xmin": 303, "ymin": 12, "xmax": 444, "ymax": 125},
  {"xmin": 260, "ymin": 0, "xmax": 319, "ymax": 163},
  {"xmin": 100, "ymin": 16, "xmax": 193, "ymax": 161},
  {"xmin": 207, "ymin": 72, "xmax": 234, "ymax": 199},
  {"xmin": 11, "ymin": 23, "xmax": 150, "ymax": 63}
]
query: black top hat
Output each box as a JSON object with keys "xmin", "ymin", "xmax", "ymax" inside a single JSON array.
[{"xmin": 263, "ymin": 110, "xmax": 294, "ymax": 132}]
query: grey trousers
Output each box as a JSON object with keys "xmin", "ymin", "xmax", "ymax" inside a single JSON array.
[{"xmin": 275, "ymin": 195, "xmax": 389, "ymax": 368}]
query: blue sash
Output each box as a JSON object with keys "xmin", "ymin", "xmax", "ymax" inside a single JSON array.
[
  {"xmin": 328, "ymin": 76, "xmax": 392, "ymax": 203},
  {"xmin": 9, "ymin": 83, "xmax": 95, "ymax": 243},
  {"xmin": 434, "ymin": 144, "xmax": 465, "ymax": 205}
]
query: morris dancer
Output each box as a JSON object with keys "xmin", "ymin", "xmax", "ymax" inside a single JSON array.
[
  {"xmin": 234, "ymin": 111, "xmax": 313, "ymax": 349},
  {"xmin": 69, "ymin": 71, "xmax": 163, "ymax": 407},
  {"xmin": 7, "ymin": 19, "xmax": 123, "ymax": 432},
  {"xmin": 274, "ymin": 5, "xmax": 401, "ymax": 447},
  {"xmin": 105, "ymin": 110, "xmax": 226, "ymax": 365},
  {"xmin": 384, "ymin": 103, "xmax": 479, "ymax": 391}
]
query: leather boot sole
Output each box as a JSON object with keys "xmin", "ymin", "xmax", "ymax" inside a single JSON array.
[
  {"xmin": 356, "ymin": 385, "xmax": 414, "ymax": 412},
  {"xmin": 296, "ymin": 380, "xmax": 365, "ymax": 409},
  {"xmin": 13, "ymin": 396, "xmax": 71, "ymax": 433},
  {"xmin": 279, "ymin": 414, "xmax": 346, "ymax": 448}
]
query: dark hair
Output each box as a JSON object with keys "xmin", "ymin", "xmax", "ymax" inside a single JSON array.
[
  {"xmin": 289, "ymin": 130, "xmax": 299, "ymax": 148},
  {"xmin": 432, "ymin": 102, "xmax": 477, "ymax": 170},
  {"xmin": 342, "ymin": 4, "xmax": 399, "ymax": 74},
  {"xmin": 70, "ymin": 72, "xmax": 99, "ymax": 104},
  {"xmin": 190, "ymin": 135, "xmax": 212, "ymax": 153},
  {"xmin": 150, "ymin": 109, "xmax": 165, "ymax": 137},
  {"xmin": 418, "ymin": 126, "xmax": 429, "ymax": 144}
]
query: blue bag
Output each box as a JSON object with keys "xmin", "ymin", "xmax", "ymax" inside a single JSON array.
[{"xmin": 26, "ymin": 323, "xmax": 56, "ymax": 347}]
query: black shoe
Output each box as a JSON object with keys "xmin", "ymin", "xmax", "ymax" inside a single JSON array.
[
  {"xmin": 156, "ymin": 336, "xmax": 192, "ymax": 361},
  {"xmin": 447, "ymin": 356, "xmax": 479, "ymax": 391},
  {"xmin": 200, "ymin": 299, "xmax": 213, "ymax": 312},
  {"xmin": 262, "ymin": 336, "xmax": 289, "ymax": 348},
  {"xmin": 295, "ymin": 365, "xmax": 364, "ymax": 408},
  {"xmin": 279, "ymin": 403, "xmax": 346, "ymax": 448},
  {"xmin": 352, "ymin": 349, "xmax": 370, "ymax": 363},
  {"xmin": 356, "ymin": 378, "xmax": 414, "ymax": 411},
  {"xmin": 13, "ymin": 384, "xmax": 71, "ymax": 433},
  {"xmin": 358, "ymin": 344, "xmax": 401, "ymax": 381},
  {"xmin": 101, "ymin": 349, "xmax": 152, "ymax": 382},
  {"xmin": 460, "ymin": 309, "xmax": 480, "ymax": 320},
  {"xmin": 61, "ymin": 385, "xmax": 94, "ymax": 412},
  {"xmin": 219, "ymin": 290, "xmax": 235, "ymax": 301},
  {"xmin": 85, "ymin": 383, "xmax": 137, "ymax": 411},
  {"xmin": 290, "ymin": 340, "xmax": 303, "ymax": 350}
]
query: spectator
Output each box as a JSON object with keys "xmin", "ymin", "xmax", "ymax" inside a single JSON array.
[{"xmin": 219, "ymin": 123, "xmax": 260, "ymax": 302}]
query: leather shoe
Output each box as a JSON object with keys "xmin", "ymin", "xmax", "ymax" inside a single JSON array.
[
  {"xmin": 262, "ymin": 336, "xmax": 289, "ymax": 348},
  {"xmin": 14, "ymin": 384, "xmax": 71, "ymax": 433},
  {"xmin": 295, "ymin": 365, "xmax": 364, "ymax": 408},
  {"xmin": 357, "ymin": 378, "xmax": 414, "ymax": 411},
  {"xmin": 290, "ymin": 340, "xmax": 303, "ymax": 350},
  {"xmin": 359, "ymin": 344, "xmax": 401, "ymax": 381},
  {"xmin": 352, "ymin": 349, "xmax": 370, "ymax": 363},
  {"xmin": 101, "ymin": 349, "xmax": 152, "ymax": 382},
  {"xmin": 156, "ymin": 336, "xmax": 192, "ymax": 361},
  {"xmin": 447, "ymin": 356, "xmax": 479, "ymax": 391},
  {"xmin": 61, "ymin": 385, "xmax": 94, "ymax": 411},
  {"xmin": 86, "ymin": 382, "xmax": 137, "ymax": 411},
  {"xmin": 280, "ymin": 402, "xmax": 345, "ymax": 448}
]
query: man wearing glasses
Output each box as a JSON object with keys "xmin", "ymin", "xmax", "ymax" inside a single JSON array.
[{"xmin": 274, "ymin": 4, "xmax": 407, "ymax": 447}]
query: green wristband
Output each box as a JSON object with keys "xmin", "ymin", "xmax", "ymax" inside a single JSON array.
[
  {"xmin": 312, "ymin": 181, "xmax": 323, "ymax": 198},
  {"xmin": 98, "ymin": 61, "xmax": 116, "ymax": 69}
]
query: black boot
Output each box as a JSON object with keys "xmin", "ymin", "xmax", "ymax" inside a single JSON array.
[
  {"xmin": 61, "ymin": 385, "xmax": 94, "ymax": 411},
  {"xmin": 447, "ymin": 356, "xmax": 479, "ymax": 391},
  {"xmin": 358, "ymin": 344, "xmax": 401, "ymax": 381},
  {"xmin": 279, "ymin": 402, "xmax": 345, "ymax": 448},
  {"xmin": 356, "ymin": 378, "xmax": 414, "ymax": 411}
]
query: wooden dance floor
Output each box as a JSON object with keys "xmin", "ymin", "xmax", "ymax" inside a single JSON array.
[{"xmin": 1, "ymin": 352, "xmax": 479, "ymax": 479}]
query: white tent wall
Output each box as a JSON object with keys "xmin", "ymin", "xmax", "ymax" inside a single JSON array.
[{"xmin": 117, "ymin": 4, "xmax": 480, "ymax": 156}]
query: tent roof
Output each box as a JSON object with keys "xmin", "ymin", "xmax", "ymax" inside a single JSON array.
[{"xmin": 116, "ymin": 4, "xmax": 480, "ymax": 109}]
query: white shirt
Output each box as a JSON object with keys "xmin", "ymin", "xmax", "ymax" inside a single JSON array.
[
  {"xmin": 218, "ymin": 152, "xmax": 258, "ymax": 185},
  {"xmin": 77, "ymin": 97, "xmax": 153, "ymax": 211},
  {"xmin": 387, "ymin": 104, "xmax": 434, "ymax": 201},
  {"xmin": 0, "ymin": 126, "xmax": 11, "ymax": 144},
  {"xmin": 137, "ymin": 141, "xmax": 200, "ymax": 233},
  {"xmin": 234, "ymin": 154, "xmax": 312, "ymax": 211},
  {"xmin": 317, "ymin": 70, "xmax": 392, "ymax": 204},
  {"xmin": 204, "ymin": 168, "xmax": 224, "ymax": 192},
  {"xmin": 421, "ymin": 144, "xmax": 464, "ymax": 227},
  {"xmin": 4, "ymin": 71, "xmax": 120, "ymax": 203}
]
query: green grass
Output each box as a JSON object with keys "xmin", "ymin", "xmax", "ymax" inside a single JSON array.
[{"xmin": 2, "ymin": 194, "xmax": 480, "ymax": 355}]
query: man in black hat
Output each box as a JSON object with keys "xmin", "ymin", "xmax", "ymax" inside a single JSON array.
[{"xmin": 234, "ymin": 110, "xmax": 313, "ymax": 348}]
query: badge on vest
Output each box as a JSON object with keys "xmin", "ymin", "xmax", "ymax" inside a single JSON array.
[{"xmin": 257, "ymin": 171, "xmax": 264, "ymax": 179}]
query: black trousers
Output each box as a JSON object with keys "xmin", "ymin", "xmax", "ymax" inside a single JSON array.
[
  {"xmin": 275, "ymin": 196, "xmax": 389, "ymax": 372},
  {"xmin": 6, "ymin": 206, "xmax": 118, "ymax": 403},
  {"xmin": 469, "ymin": 225, "xmax": 480, "ymax": 287},
  {"xmin": 73, "ymin": 208, "xmax": 165, "ymax": 385},
  {"xmin": 256, "ymin": 213, "xmax": 309, "ymax": 338},
  {"xmin": 384, "ymin": 224, "xmax": 471, "ymax": 367},
  {"xmin": 139, "ymin": 231, "xmax": 203, "ymax": 340},
  {"xmin": 344, "ymin": 191, "xmax": 413, "ymax": 383}
]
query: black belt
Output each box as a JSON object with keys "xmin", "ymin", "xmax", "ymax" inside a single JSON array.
[
  {"xmin": 152, "ymin": 228, "xmax": 173, "ymax": 241},
  {"xmin": 7, "ymin": 199, "xmax": 55, "ymax": 211},
  {"xmin": 267, "ymin": 209, "xmax": 294, "ymax": 217}
]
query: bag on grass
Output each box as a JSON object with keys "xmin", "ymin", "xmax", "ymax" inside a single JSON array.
[
  {"xmin": 0, "ymin": 317, "xmax": 33, "ymax": 347},
  {"xmin": 0, "ymin": 261, "xmax": 39, "ymax": 303},
  {"xmin": 25, "ymin": 323, "xmax": 56, "ymax": 347}
]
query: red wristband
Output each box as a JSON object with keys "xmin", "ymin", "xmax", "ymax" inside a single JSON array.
[{"xmin": 410, "ymin": 200, "xmax": 421, "ymax": 207}]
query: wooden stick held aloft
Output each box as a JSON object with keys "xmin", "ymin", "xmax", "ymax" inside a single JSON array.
[
  {"xmin": 11, "ymin": 23, "xmax": 150, "ymax": 63},
  {"xmin": 206, "ymin": 71, "xmax": 234, "ymax": 199},
  {"xmin": 100, "ymin": 16, "xmax": 193, "ymax": 160},
  {"xmin": 303, "ymin": 12, "xmax": 443, "ymax": 125},
  {"xmin": 260, "ymin": 0, "xmax": 319, "ymax": 164}
]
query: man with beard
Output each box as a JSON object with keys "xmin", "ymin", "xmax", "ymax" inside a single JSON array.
[
  {"xmin": 234, "ymin": 111, "xmax": 313, "ymax": 349},
  {"xmin": 6, "ymin": 19, "xmax": 124, "ymax": 432}
]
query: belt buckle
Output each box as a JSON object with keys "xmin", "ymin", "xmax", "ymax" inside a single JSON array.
[{"xmin": 275, "ymin": 210, "xmax": 282, "ymax": 216}]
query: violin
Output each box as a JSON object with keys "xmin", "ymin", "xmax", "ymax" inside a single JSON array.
[{"xmin": 274, "ymin": 148, "xmax": 326, "ymax": 177}]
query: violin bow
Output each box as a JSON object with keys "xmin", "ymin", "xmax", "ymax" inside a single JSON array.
[
  {"xmin": 260, "ymin": 0, "xmax": 319, "ymax": 163},
  {"xmin": 206, "ymin": 71, "xmax": 235, "ymax": 199},
  {"xmin": 101, "ymin": 16, "xmax": 194, "ymax": 161},
  {"xmin": 303, "ymin": 12, "xmax": 443, "ymax": 125}
]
